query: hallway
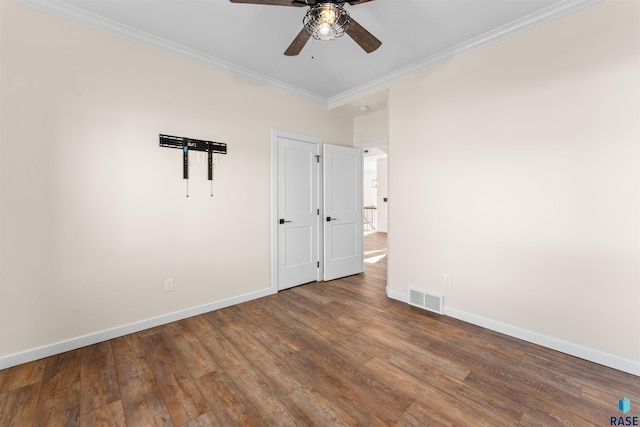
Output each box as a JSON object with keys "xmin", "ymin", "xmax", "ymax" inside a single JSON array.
[{"xmin": 363, "ymin": 231, "xmax": 387, "ymax": 285}]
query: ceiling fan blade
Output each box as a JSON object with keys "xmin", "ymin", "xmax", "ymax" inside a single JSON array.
[
  {"xmin": 229, "ymin": 0, "xmax": 305, "ymax": 6},
  {"xmin": 345, "ymin": 17, "xmax": 381, "ymax": 53},
  {"xmin": 347, "ymin": 0, "xmax": 375, "ymax": 5},
  {"xmin": 284, "ymin": 27, "xmax": 312, "ymax": 56}
]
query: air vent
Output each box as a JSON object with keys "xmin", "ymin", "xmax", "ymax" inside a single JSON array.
[{"xmin": 409, "ymin": 288, "xmax": 444, "ymax": 314}]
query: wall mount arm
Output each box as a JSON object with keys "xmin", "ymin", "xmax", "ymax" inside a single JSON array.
[
  {"xmin": 159, "ymin": 133, "xmax": 227, "ymax": 180},
  {"xmin": 159, "ymin": 134, "xmax": 227, "ymax": 155},
  {"xmin": 160, "ymin": 134, "xmax": 227, "ymax": 197}
]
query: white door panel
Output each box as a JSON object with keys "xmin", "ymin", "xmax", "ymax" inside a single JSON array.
[
  {"xmin": 284, "ymin": 148, "xmax": 314, "ymax": 214},
  {"xmin": 278, "ymin": 136, "xmax": 319, "ymax": 290},
  {"xmin": 329, "ymin": 153, "xmax": 357, "ymax": 211},
  {"xmin": 284, "ymin": 226, "xmax": 313, "ymax": 265},
  {"xmin": 330, "ymin": 223, "xmax": 357, "ymax": 260},
  {"xmin": 323, "ymin": 144, "xmax": 363, "ymax": 281}
]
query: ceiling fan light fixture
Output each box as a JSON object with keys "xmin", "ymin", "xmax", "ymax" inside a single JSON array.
[{"xmin": 304, "ymin": 2, "xmax": 350, "ymax": 41}]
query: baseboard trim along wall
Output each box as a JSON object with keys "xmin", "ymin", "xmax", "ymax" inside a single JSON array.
[
  {"xmin": 0, "ymin": 287, "xmax": 277, "ymax": 371},
  {"xmin": 386, "ymin": 290, "xmax": 640, "ymax": 377},
  {"xmin": 3, "ymin": 286, "xmax": 638, "ymax": 376}
]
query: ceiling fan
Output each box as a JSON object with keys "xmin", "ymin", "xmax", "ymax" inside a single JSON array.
[{"xmin": 229, "ymin": 0, "xmax": 381, "ymax": 56}]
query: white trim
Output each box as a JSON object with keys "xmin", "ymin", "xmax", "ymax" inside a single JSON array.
[
  {"xmin": 387, "ymin": 288, "xmax": 408, "ymax": 304},
  {"xmin": 13, "ymin": 0, "xmax": 601, "ymax": 106},
  {"xmin": 445, "ymin": 307, "xmax": 640, "ymax": 377},
  {"xmin": 0, "ymin": 286, "xmax": 276, "ymax": 370},
  {"xmin": 270, "ymin": 129, "xmax": 323, "ymax": 291},
  {"xmin": 387, "ymin": 291, "xmax": 639, "ymax": 376},
  {"xmin": 355, "ymin": 139, "xmax": 389, "ymax": 150},
  {"xmin": 271, "ymin": 131, "xmax": 279, "ymax": 293}
]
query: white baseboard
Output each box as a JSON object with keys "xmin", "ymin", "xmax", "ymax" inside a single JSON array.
[
  {"xmin": 387, "ymin": 287, "xmax": 408, "ymax": 303},
  {"xmin": 4, "ymin": 287, "xmax": 638, "ymax": 377},
  {"xmin": 0, "ymin": 287, "xmax": 276, "ymax": 370},
  {"xmin": 387, "ymin": 291, "xmax": 639, "ymax": 376}
]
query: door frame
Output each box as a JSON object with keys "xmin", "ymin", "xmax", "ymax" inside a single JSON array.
[{"xmin": 271, "ymin": 129, "xmax": 323, "ymax": 291}]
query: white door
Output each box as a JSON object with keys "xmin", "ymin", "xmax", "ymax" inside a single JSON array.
[
  {"xmin": 277, "ymin": 136, "xmax": 320, "ymax": 290},
  {"xmin": 323, "ymin": 144, "xmax": 364, "ymax": 281}
]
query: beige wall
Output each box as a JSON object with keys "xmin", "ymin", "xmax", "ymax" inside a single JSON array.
[
  {"xmin": 389, "ymin": 0, "xmax": 639, "ymax": 367},
  {"xmin": 354, "ymin": 108, "xmax": 389, "ymax": 145},
  {"xmin": 0, "ymin": 0, "xmax": 352, "ymax": 360}
]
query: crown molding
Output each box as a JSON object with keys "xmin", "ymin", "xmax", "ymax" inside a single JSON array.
[
  {"xmin": 13, "ymin": 0, "xmax": 601, "ymax": 108},
  {"xmin": 327, "ymin": 0, "xmax": 603, "ymax": 106}
]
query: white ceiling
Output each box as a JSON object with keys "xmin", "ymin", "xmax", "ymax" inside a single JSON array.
[{"xmin": 18, "ymin": 0, "xmax": 599, "ymax": 109}]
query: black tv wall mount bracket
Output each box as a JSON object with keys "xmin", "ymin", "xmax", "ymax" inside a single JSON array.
[{"xmin": 159, "ymin": 134, "xmax": 227, "ymax": 197}]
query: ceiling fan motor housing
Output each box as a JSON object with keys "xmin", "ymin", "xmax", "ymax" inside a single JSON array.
[
  {"xmin": 303, "ymin": 2, "xmax": 350, "ymax": 41},
  {"xmin": 229, "ymin": 0, "xmax": 380, "ymax": 55}
]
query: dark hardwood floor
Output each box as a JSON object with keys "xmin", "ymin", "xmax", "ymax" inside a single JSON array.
[{"xmin": 1, "ymin": 232, "xmax": 638, "ymax": 426}]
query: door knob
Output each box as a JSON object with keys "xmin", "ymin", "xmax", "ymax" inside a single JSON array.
[
  {"xmin": 326, "ymin": 217, "xmax": 338, "ymax": 222},
  {"xmin": 279, "ymin": 219, "xmax": 292, "ymax": 224}
]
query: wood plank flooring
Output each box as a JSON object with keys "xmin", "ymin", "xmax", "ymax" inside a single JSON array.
[{"xmin": 1, "ymin": 232, "xmax": 639, "ymax": 426}]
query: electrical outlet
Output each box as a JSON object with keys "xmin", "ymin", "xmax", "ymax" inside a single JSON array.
[
  {"xmin": 443, "ymin": 274, "xmax": 452, "ymax": 287},
  {"xmin": 197, "ymin": 152, "xmax": 206, "ymax": 164},
  {"xmin": 164, "ymin": 278, "xmax": 174, "ymax": 293}
]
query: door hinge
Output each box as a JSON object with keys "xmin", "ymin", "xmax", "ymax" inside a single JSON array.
[
  {"xmin": 317, "ymin": 209, "xmax": 320, "ymax": 215},
  {"xmin": 315, "ymin": 155, "xmax": 321, "ymax": 163},
  {"xmin": 317, "ymin": 261, "xmax": 320, "ymax": 268}
]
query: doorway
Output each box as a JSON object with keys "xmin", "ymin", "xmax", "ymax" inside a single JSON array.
[
  {"xmin": 360, "ymin": 142, "xmax": 388, "ymax": 275},
  {"xmin": 273, "ymin": 132, "xmax": 320, "ymax": 291},
  {"xmin": 271, "ymin": 130, "xmax": 364, "ymax": 291}
]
